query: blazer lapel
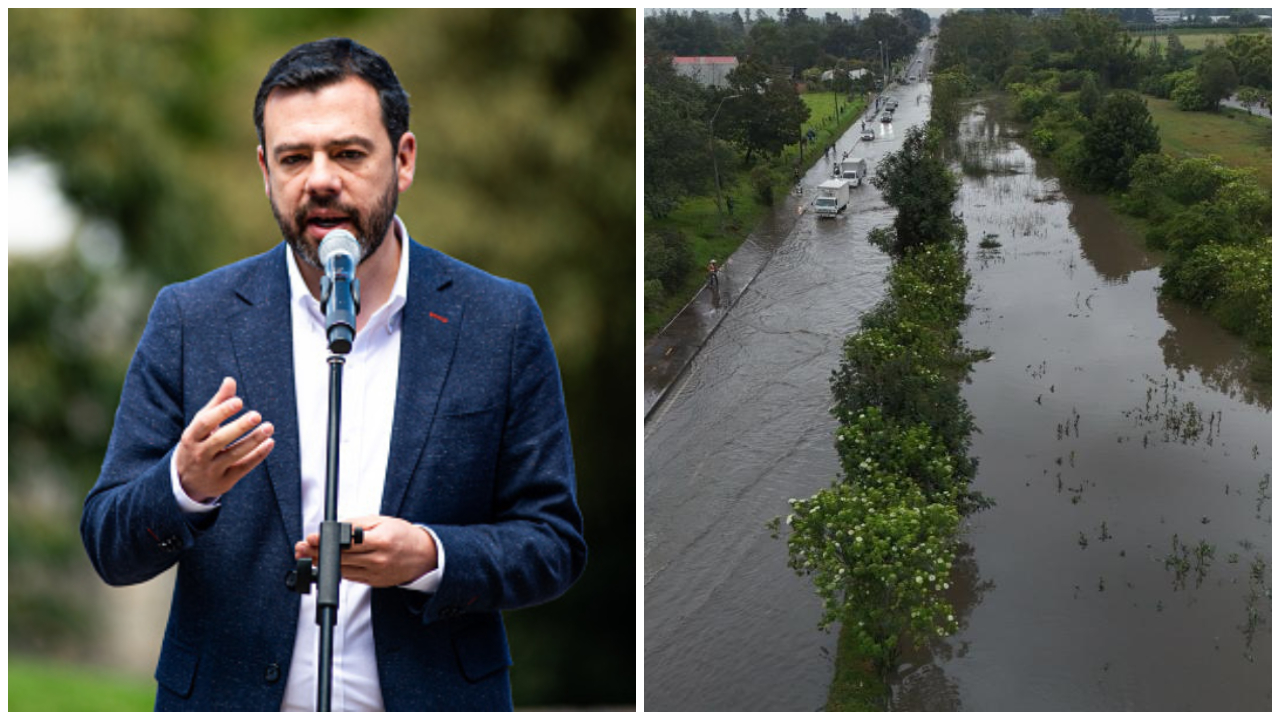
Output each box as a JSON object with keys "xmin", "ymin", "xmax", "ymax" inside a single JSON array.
[
  {"xmin": 229, "ymin": 243, "xmax": 304, "ymax": 544},
  {"xmin": 381, "ymin": 240, "xmax": 461, "ymax": 517}
]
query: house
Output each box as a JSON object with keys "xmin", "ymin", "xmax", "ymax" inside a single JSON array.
[
  {"xmin": 671, "ymin": 56, "xmax": 739, "ymax": 89},
  {"xmin": 1152, "ymin": 9, "xmax": 1183, "ymax": 24},
  {"xmin": 820, "ymin": 68, "xmax": 870, "ymax": 83}
]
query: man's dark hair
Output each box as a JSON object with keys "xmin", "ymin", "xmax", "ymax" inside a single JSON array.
[{"xmin": 254, "ymin": 37, "xmax": 410, "ymax": 152}]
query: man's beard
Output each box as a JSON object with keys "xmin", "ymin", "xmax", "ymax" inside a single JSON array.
[{"xmin": 271, "ymin": 179, "xmax": 399, "ymax": 271}]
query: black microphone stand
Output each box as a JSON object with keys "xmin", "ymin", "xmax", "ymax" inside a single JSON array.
[{"xmin": 286, "ymin": 262, "xmax": 362, "ymax": 712}]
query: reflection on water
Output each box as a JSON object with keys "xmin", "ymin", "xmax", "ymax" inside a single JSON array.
[
  {"xmin": 891, "ymin": 542, "xmax": 994, "ymax": 710},
  {"xmin": 1157, "ymin": 294, "xmax": 1271, "ymax": 410},
  {"xmin": 892, "ymin": 101, "xmax": 1271, "ymax": 711},
  {"xmin": 1068, "ymin": 189, "xmax": 1159, "ymax": 284}
]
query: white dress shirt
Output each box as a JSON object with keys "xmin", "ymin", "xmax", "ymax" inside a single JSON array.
[{"xmin": 170, "ymin": 217, "xmax": 444, "ymax": 711}]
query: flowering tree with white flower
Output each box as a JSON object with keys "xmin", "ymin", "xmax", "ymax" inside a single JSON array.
[{"xmin": 772, "ymin": 415, "xmax": 962, "ymax": 674}]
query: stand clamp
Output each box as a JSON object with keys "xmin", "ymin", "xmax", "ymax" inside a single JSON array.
[{"xmin": 285, "ymin": 523, "xmax": 364, "ymax": 595}]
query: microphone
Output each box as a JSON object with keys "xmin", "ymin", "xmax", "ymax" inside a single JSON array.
[{"xmin": 318, "ymin": 229, "xmax": 362, "ymax": 354}]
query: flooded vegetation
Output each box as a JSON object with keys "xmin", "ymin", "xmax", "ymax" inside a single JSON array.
[{"xmin": 890, "ymin": 102, "xmax": 1270, "ymax": 711}]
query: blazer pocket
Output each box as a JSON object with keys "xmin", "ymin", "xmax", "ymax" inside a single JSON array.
[
  {"xmin": 451, "ymin": 619, "xmax": 512, "ymax": 683},
  {"xmin": 155, "ymin": 635, "xmax": 199, "ymax": 698},
  {"xmin": 425, "ymin": 406, "xmax": 503, "ymax": 500}
]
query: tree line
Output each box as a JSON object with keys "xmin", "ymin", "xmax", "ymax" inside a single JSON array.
[
  {"xmin": 644, "ymin": 9, "xmax": 930, "ymax": 74},
  {"xmin": 934, "ymin": 9, "xmax": 1269, "ymax": 108},
  {"xmin": 771, "ymin": 122, "xmax": 989, "ymax": 705}
]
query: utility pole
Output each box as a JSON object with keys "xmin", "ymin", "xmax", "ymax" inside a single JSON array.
[{"xmin": 710, "ymin": 93, "xmax": 741, "ymax": 230}]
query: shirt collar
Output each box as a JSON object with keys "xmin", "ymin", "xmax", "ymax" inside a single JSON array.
[{"xmin": 287, "ymin": 216, "xmax": 410, "ymax": 334}]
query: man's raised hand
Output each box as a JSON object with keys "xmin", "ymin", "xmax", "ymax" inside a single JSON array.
[{"xmin": 175, "ymin": 377, "xmax": 274, "ymax": 503}]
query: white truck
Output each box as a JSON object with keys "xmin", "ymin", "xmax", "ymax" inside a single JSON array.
[
  {"xmin": 815, "ymin": 179, "xmax": 851, "ymax": 218},
  {"xmin": 838, "ymin": 158, "xmax": 868, "ymax": 186}
]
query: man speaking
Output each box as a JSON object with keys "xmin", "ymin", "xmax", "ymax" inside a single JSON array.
[{"xmin": 80, "ymin": 37, "xmax": 586, "ymax": 711}]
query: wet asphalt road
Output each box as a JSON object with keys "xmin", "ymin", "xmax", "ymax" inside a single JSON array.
[{"xmin": 644, "ymin": 43, "xmax": 938, "ymax": 711}]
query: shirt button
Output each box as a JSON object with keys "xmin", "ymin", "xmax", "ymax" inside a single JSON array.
[{"xmin": 265, "ymin": 663, "xmax": 281, "ymax": 683}]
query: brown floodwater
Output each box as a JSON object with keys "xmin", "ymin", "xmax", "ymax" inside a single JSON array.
[{"xmin": 890, "ymin": 102, "xmax": 1271, "ymax": 711}]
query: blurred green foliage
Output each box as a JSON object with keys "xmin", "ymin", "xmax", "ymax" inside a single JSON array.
[{"xmin": 9, "ymin": 8, "xmax": 635, "ymax": 707}]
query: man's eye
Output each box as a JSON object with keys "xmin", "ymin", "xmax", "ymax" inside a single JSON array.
[
  {"xmin": 337, "ymin": 150, "xmax": 364, "ymax": 160},
  {"xmin": 280, "ymin": 155, "xmax": 305, "ymax": 166}
]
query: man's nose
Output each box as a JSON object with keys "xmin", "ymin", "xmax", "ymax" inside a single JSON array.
[{"xmin": 303, "ymin": 155, "xmax": 342, "ymax": 197}]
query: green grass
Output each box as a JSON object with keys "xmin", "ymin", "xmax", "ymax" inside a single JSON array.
[
  {"xmin": 824, "ymin": 622, "xmax": 889, "ymax": 711},
  {"xmin": 1143, "ymin": 95, "xmax": 1272, "ymax": 187},
  {"xmin": 1129, "ymin": 27, "xmax": 1270, "ymax": 51},
  {"xmin": 9, "ymin": 656, "xmax": 155, "ymax": 711},
  {"xmin": 644, "ymin": 190, "xmax": 766, "ymax": 336}
]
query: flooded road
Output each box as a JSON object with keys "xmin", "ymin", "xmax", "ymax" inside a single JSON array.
[
  {"xmin": 891, "ymin": 103, "xmax": 1271, "ymax": 711},
  {"xmin": 643, "ymin": 84, "xmax": 932, "ymax": 709}
]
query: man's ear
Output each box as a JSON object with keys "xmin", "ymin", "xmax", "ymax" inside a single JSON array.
[
  {"xmin": 396, "ymin": 132, "xmax": 417, "ymax": 193},
  {"xmin": 257, "ymin": 145, "xmax": 271, "ymax": 198}
]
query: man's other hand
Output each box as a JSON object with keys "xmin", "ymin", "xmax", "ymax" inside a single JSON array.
[
  {"xmin": 295, "ymin": 516, "xmax": 439, "ymax": 588},
  {"xmin": 175, "ymin": 377, "xmax": 275, "ymax": 503}
]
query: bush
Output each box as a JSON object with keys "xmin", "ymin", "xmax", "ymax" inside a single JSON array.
[
  {"xmin": 1000, "ymin": 64, "xmax": 1031, "ymax": 89},
  {"xmin": 1163, "ymin": 239, "xmax": 1272, "ymax": 346},
  {"xmin": 1171, "ymin": 71, "xmax": 1213, "ymax": 111},
  {"xmin": 778, "ymin": 473, "xmax": 960, "ymax": 674},
  {"xmin": 1163, "ymin": 156, "xmax": 1238, "ymax": 205},
  {"xmin": 1118, "ymin": 153, "xmax": 1177, "ymax": 220},
  {"xmin": 1153, "ymin": 202, "xmax": 1252, "ymax": 255},
  {"xmin": 750, "ymin": 164, "xmax": 776, "ymax": 207},
  {"xmin": 1139, "ymin": 72, "xmax": 1176, "ymax": 99},
  {"xmin": 1030, "ymin": 125, "xmax": 1056, "ymax": 155},
  {"xmin": 1009, "ymin": 81, "xmax": 1059, "ymax": 122},
  {"xmin": 643, "ymin": 278, "xmax": 666, "ymax": 313},
  {"xmin": 643, "ymin": 228, "xmax": 694, "ymax": 293},
  {"xmin": 1049, "ymin": 133, "xmax": 1087, "ymax": 186},
  {"xmin": 1080, "ymin": 91, "xmax": 1160, "ymax": 191}
]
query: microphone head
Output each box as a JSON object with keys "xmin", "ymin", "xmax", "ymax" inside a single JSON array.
[{"xmin": 319, "ymin": 229, "xmax": 362, "ymax": 267}]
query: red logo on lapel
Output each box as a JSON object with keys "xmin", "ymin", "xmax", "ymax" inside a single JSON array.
[{"xmin": 429, "ymin": 312, "xmax": 449, "ymax": 324}]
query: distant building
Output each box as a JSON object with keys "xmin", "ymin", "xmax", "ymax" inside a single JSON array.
[
  {"xmin": 671, "ymin": 56, "xmax": 739, "ymax": 88},
  {"xmin": 1152, "ymin": 9, "xmax": 1183, "ymax": 24},
  {"xmin": 820, "ymin": 68, "xmax": 870, "ymax": 83}
]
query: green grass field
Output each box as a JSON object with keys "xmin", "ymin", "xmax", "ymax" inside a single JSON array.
[
  {"xmin": 9, "ymin": 656, "xmax": 154, "ymax": 711},
  {"xmin": 1144, "ymin": 95, "xmax": 1272, "ymax": 187},
  {"xmin": 1129, "ymin": 27, "xmax": 1270, "ymax": 51}
]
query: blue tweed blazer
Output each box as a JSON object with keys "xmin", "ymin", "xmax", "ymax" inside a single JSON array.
[{"xmin": 81, "ymin": 239, "xmax": 587, "ymax": 710}]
